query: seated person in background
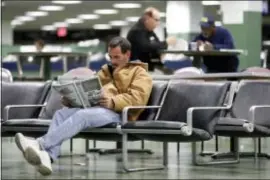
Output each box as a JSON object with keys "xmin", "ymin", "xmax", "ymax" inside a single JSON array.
[
  {"xmin": 191, "ymin": 16, "xmax": 239, "ymax": 73},
  {"xmin": 14, "ymin": 37, "xmax": 153, "ymax": 176}
]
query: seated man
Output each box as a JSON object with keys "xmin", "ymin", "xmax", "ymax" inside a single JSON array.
[
  {"xmin": 14, "ymin": 37, "xmax": 153, "ymax": 176},
  {"xmin": 191, "ymin": 16, "xmax": 239, "ymax": 73}
]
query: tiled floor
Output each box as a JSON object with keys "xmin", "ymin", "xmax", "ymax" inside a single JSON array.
[{"xmin": 1, "ymin": 137, "xmax": 270, "ymax": 179}]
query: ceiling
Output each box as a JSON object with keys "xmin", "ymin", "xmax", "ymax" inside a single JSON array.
[{"xmin": 1, "ymin": 0, "xmax": 167, "ymax": 30}]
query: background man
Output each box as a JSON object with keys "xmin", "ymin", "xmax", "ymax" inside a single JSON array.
[{"xmin": 191, "ymin": 16, "xmax": 239, "ymax": 73}]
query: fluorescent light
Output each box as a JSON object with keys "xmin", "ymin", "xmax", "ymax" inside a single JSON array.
[
  {"xmin": 11, "ymin": 20, "xmax": 24, "ymax": 26},
  {"xmin": 93, "ymin": 24, "xmax": 111, "ymax": 29},
  {"xmin": 26, "ymin": 11, "xmax": 48, "ymax": 17},
  {"xmin": 65, "ymin": 18, "xmax": 83, "ymax": 24},
  {"xmin": 160, "ymin": 12, "xmax": 166, "ymax": 18},
  {"xmin": 53, "ymin": 22, "xmax": 69, "ymax": 27},
  {"xmin": 52, "ymin": 1, "xmax": 81, "ymax": 4},
  {"xmin": 113, "ymin": 3, "xmax": 141, "ymax": 9},
  {"xmin": 126, "ymin": 16, "xmax": 140, "ymax": 22},
  {"xmin": 15, "ymin": 16, "xmax": 36, "ymax": 22},
  {"xmin": 202, "ymin": 1, "xmax": 220, "ymax": 6},
  {"xmin": 109, "ymin": 20, "xmax": 128, "ymax": 26},
  {"xmin": 78, "ymin": 14, "xmax": 99, "ymax": 20},
  {"xmin": 94, "ymin": 9, "xmax": 118, "ymax": 15},
  {"xmin": 41, "ymin": 25, "xmax": 56, "ymax": 31},
  {"xmin": 38, "ymin": 5, "xmax": 64, "ymax": 11}
]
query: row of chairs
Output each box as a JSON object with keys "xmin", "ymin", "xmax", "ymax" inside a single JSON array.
[{"xmin": 1, "ymin": 77, "xmax": 270, "ymax": 172}]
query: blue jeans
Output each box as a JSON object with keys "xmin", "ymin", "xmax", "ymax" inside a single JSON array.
[{"xmin": 37, "ymin": 107, "xmax": 121, "ymax": 160}]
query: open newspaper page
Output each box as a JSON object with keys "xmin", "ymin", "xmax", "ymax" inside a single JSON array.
[
  {"xmin": 52, "ymin": 81, "xmax": 84, "ymax": 108},
  {"xmin": 52, "ymin": 67, "xmax": 102, "ymax": 108}
]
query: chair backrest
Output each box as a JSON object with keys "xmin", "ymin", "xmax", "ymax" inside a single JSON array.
[
  {"xmin": 231, "ymin": 80, "xmax": 270, "ymax": 127},
  {"xmin": 138, "ymin": 80, "xmax": 168, "ymax": 120},
  {"xmin": 1, "ymin": 81, "xmax": 51, "ymax": 120},
  {"xmin": 38, "ymin": 84, "xmax": 63, "ymax": 119},
  {"xmin": 158, "ymin": 80, "xmax": 230, "ymax": 134},
  {"xmin": 1, "ymin": 68, "xmax": 13, "ymax": 82}
]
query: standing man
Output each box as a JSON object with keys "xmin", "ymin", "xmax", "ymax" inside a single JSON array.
[
  {"xmin": 127, "ymin": 7, "xmax": 176, "ymax": 72},
  {"xmin": 191, "ymin": 16, "xmax": 239, "ymax": 73}
]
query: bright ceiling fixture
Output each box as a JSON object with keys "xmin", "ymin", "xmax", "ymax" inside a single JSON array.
[
  {"xmin": 93, "ymin": 24, "xmax": 111, "ymax": 29},
  {"xmin": 126, "ymin": 16, "xmax": 140, "ymax": 22},
  {"xmin": 202, "ymin": 1, "xmax": 220, "ymax": 6},
  {"xmin": 38, "ymin": 5, "xmax": 64, "ymax": 11},
  {"xmin": 113, "ymin": 3, "xmax": 141, "ymax": 9},
  {"xmin": 52, "ymin": 1, "xmax": 82, "ymax": 4},
  {"xmin": 65, "ymin": 18, "xmax": 83, "ymax": 24},
  {"xmin": 15, "ymin": 16, "xmax": 36, "ymax": 22},
  {"xmin": 160, "ymin": 12, "xmax": 166, "ymax": 18},
  {"xmin": 109, "ymin": 20, "xmax": 128, "ymax": 26},
  {"xmin": 26, "ymin": 11, "xmax": 48, "ymax": 17},
  {"xmin": 11, "ymin": 20, "xmax": 24, "ymax": 26},
  {"xmin": 53, "ymin": 22, "xmax": 69, "ymax": 27},
  {"xmin": 78, "ymin": 14, "xmax": 99, "ymax": 20},
  {"xmin": 41, "ymin": 25, "xmax": 56, "ymax": 31},
  {"xmin": 94, "ymin": 9, "xmax": 118, "ymax": 15}
]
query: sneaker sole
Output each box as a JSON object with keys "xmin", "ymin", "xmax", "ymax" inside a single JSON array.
[
  {"xmin": 15, "ymin": 133, "xmax": 24, "ymax": 153},
  {"xmin": 24, "ymin": 146, "xmax": 42, "ymax": 166},
  {"xmin": 37, "ymin": 164, "xmax": 52, "ymax": 176}
]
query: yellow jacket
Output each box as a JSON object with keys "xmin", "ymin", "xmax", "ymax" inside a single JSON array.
[{"xmin": 98, "ymin": 61, "xmax": 153, "ymax": 121}]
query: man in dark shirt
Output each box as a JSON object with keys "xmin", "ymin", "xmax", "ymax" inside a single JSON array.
[
  {"xmin": 127, "ymin": 7, "xmax": 176, "ymax": 71},
  {"xmin": 192, "ymin": 16, "xmax": 239, "ymax": 73}
]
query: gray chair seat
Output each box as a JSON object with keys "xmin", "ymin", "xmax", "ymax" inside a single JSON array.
[
  {"xmin": 215, "ymin": 117, "xmax": 270, "ymax": 137},
  {"xmin": 123, "ymin": 120, "xmax": 187, "ymax": 130},
  {"xmin": 122, "ymin": 121, "xmax": 211, "ymax": 142}
]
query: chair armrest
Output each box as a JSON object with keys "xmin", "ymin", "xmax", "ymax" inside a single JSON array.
[
  {"xmin": 249, "ymin": 105, "xmax": 270, "ymax": 125},
  {"xmin": 3, "ymin": 104, "xmax": 46, "ymax": 122},
  {"xmin": 187, "ymin": 106, "xmax": 231, "ymax": 135},
  {"xmin": 122, "ymin": 105, "xmax": 162, "ymax": 124}
]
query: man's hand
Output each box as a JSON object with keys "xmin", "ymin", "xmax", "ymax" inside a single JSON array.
[
  {"xmin": 204, "ymin": 41, "xmax": 214, "ymax": 51},
  {"xmin": 61, "ymin": 96, "xmax": 72, "ymax": 108},
  {"xmin": 99, "ymin": 93, "xmax": 114, "ymax": 109}
]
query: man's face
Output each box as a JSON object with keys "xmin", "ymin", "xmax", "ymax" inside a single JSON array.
[
  {"xmin": 145, "ymin": 12, "xmax": 160, "ymax": 31},
  {"xmin": 201, "ymin": 26, "xmax": 214, "ymax": 38},
  {"xmin": 108, "ymin": 46, "xmax": 130, "ymax": 68}
]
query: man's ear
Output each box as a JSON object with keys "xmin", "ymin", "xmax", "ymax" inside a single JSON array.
[{"xmin": 126, "ymin": 50, "xmax": 131, "ymax": 58}]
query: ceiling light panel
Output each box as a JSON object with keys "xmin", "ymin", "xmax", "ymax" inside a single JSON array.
[
  {"xmin": 41, "ymin": 25, "xmax": 56, "ymax": 31},
  {"xmin": 126, "ymin": 16, "xmax": 140, "ymax": 22},
  {"xmin": 53, "ymin": 22, "xmax": 69, "ymax": 27},
  {"xmin": 113, "ymin": 3, "xmax": 141, "ymax": 9},
  {"xmin": 109, "ymin": 20, "xmax": 128, "ymax": 26},
  {"xmin": 94, "ymin": 9, "xmax": 118, "ymax": 15},
  {"xmin": 78, "ymin": 14, "xmax": 100, "ymax": 20},
  {"xmin": 38, "ymin": 5, "xmax": 64, "ymax": 11},
  {"xmin": 52, "ymin": 1, "xmax": 82, "ymax": 4},
  {"xmin": 11, "ymin": 20, "xmax": 24, "ymax": 26},
  {"xmin": 93, "ymin": 24, "xmax": 111, "ymax": 29},
  {"xmin": 26, "ymin": 11, "xmax": 48, "ymax": 17},
  {"xmin": 65, "ymin": 18, "xmax": 83, "ymax": 24},
  {"xmin": 202, "ymin": 1, "xmax": 220, "ymax": 6},
  {"xmin": 15, "ymin": 16, "xmax": 36, "ymax": 22}
]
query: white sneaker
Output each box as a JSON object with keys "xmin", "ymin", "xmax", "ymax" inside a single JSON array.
[
  {"xmin": 25, "ymin": 146, "xmax": 52, "ymax": 176},
  {"xmin": 15, "ymin": 133, "xmax": 40, "ymax": 154}
]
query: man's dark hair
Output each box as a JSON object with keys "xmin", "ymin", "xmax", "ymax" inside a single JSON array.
[{"xmin": 108, "ymin": 36, "xmax": 131, "ymax": 54}]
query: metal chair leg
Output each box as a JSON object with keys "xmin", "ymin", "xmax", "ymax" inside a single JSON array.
[{"xmin": 121, "ymin": 133, "xmax": 166, "ymax": 173}]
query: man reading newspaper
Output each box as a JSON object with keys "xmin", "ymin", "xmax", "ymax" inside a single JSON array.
[{"xmin": 14, "ymin": 37, "xmax": 153, "ymax": 176}]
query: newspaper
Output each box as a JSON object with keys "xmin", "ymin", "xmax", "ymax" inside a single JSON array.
[{"xmin": 52, "ymin": 68, "xmax": 102, "ymax": 108}]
